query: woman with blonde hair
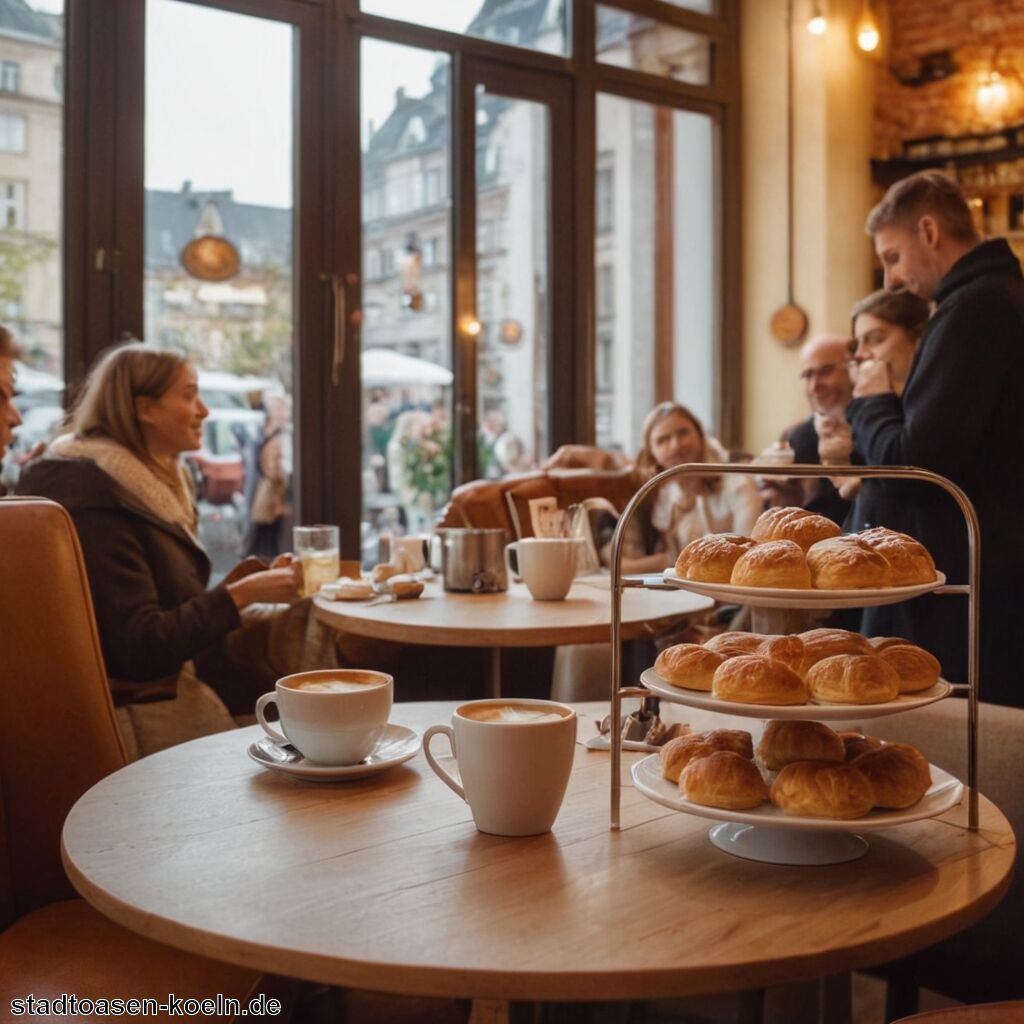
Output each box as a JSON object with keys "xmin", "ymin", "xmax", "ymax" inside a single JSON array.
[{"xmin": 18, "ymin": 342, "xmax": 336, "ymax": 730}]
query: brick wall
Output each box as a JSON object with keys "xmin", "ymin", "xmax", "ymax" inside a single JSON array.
[{"xmin": 873, "ymin": 0, "xmax": 1024, "ymax": 157}]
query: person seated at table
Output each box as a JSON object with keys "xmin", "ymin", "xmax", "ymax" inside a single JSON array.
[
  {"xmin": 605, "ymin": 401, "xmax": 762, "ymax": 575},
  {"xmin": 0, "ymin": 326, "xmax": 24, "ymax": 485},
  {"xmin": 17, "ymin": 342, "xmax": 345, "ymax": 725}
]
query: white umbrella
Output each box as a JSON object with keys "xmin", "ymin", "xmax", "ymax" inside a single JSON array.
[
  {"xmin": 361, "ymin": 348, "xmax": 453, "ymax": 387},
  {"xmin": 14, "ymin": 360, "xmax": 63, "ymax": 394},
  {"xmin": 198, "ymin": 370, "xmax": 278, "ymax": 394}
]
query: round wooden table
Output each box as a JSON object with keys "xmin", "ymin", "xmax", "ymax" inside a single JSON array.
[
  {"xmin": 61, "ymin": 702, "xmax": 1015, "ymax": 1005},
  {"xmin": 313, "ymin": 577, "xmax": 714, "ymax": 696}
]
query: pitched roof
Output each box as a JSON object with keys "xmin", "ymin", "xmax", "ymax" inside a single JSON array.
[{"xmin": 0, "ymin": 0, "xmax": 60, "ymax": 42}]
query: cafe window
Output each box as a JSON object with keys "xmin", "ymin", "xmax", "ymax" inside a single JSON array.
[
  {"xmin": 596, "ymin": 5, "xmax": 712, "ymax": 86},
  {"xmin": 0, "ymin": 180, "xmax": 25, "ymax": 228},
  {"xmin": 0, "ymin": 112, "xmax": 25, "ymax": 153},
  {"xmin": 0, "ymin": 61, "xmax": 20, "ymax": 93}
]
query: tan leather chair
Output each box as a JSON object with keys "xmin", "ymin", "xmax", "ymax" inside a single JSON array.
[{"xmin": 0, "ymin": 497, "xmax": 267, "ymax": 1014}]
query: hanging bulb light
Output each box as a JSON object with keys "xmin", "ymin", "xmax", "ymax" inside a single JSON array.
[
  {"xmin": 807, "ymin": 1, "xmax": 827, "ymax": 36},
  {"xmin": 855, "ymin": 0, "xmax": 880, "ymax": 53},
  {"xmin": 977, "ymin": 69, "xmax": 1010, "ymax": 115}
]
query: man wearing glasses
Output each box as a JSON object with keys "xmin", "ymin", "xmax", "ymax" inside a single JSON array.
[{"xmin": 849, "ymin": 169, "xmax": 1024, "ymax": 708}]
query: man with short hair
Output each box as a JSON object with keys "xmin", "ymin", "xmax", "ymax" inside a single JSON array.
[
  {"xmin": 849, "ymin": 169, "xmax": 1024, "ymax": 706},
  {"xmin": 0, "ymin": 326, "xmax": 24, "ymax": 464}
]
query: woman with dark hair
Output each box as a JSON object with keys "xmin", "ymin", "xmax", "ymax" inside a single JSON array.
[{"xmin": 612, "ymin": 401, "xmax": 761, "ymax": 574}]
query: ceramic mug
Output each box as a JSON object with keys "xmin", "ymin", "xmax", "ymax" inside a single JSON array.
[
  {"xmin": 423, "ymin": 698, "xmax": 577, "ymax": 836},
  {"xmin": 255, "ymin": 669, "xmax": 393, "ymax": 765},
  {"xmin": 391, "ymin": 534, "xmax": 430, "ymax": 574},
  {"xmin": 505, "ymin": 537, "xmax": 583, "ymax": 600}
]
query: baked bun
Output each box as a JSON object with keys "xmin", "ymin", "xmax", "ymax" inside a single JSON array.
[
  {"xmin": 658, "ymin": 729, "xmax": 753, "ymax": 783},
  {"xmin": 712, "ymin": 655, "xmax": 809, "ymax": 705},
  {"xmin": 680, "ymin": 750, "xmax": 768, "ymax": 810},
  {"xmin": 856, "ymin": 527, "xmax": 937, "ymax": 586},
  {"xmin": 797, "ymin": 628, "xmax": 874, "ymax": 676},
  {"xmin": 755, "ymin": 634, "xmax": 805, "ymax": 675},
  {"xmin": 770, "ymin": 761, "xmax": 875, "ymax": 819},
  {"xmin": 756, "ymin": 719, "xmax": 845, "ymax": 772},
  {"xmin": 675, "ymin": 533, "xmax": 756, "ymax": 583},
  {"xmin": 730, "ymin": 540, "xmax": 812, "ymax": 589},
  {"xmin": 703, "ymin": 631, "xmax": 767, "ymax": 658},
  {"xmin": 654, "ymin": 643, "xmax": 725, "ymax": 691},
  {"xmin": 805, "ymin": 537, "xmax": 892, "ymax": 589},
  {"xmin": 876, "ymin": 643, "xmax": 942, "ymax": 693},
  {"xmin": 751, "ymin": 506, "xmax": 842, "ymax": 551},
  {"xmin": 868, "ymin": 636, "xmax": 912, "ymax": 652},
  {"xmin": 838, "ymin": 731, "xmax": 884, "ymax": 762},
  {"xmin": 851, "ymin": 743, "xmax": 931, "ymax": 809},
  {"xmin": 806, "ymin": 653, "xmax": 901, "ymax": 705}
]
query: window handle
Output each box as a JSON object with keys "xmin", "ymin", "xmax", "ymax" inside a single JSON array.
[{"xmin": 321, "ymin": 272, "xmax": 346, "ymax": 386}]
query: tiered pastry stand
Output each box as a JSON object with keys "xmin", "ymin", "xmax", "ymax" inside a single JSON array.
[{"xmin": 608, "ymin": 463, "xmax": 981, "ymax": 865}]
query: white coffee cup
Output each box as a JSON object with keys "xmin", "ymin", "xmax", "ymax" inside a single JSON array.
[
  {"xmin": 423, "ymin": 698, "xmax": 577, "ymax": 836},
  {"xmin": 255, "ymin": 669, "xmax": 393, "ymax": 765},
  {"xmin": 391, "ymin": 534, "xmax": 430, "ymax": 574},
  {"xmin": 505, "ymin": 537, "xmax": 583, "ymax": 600}
]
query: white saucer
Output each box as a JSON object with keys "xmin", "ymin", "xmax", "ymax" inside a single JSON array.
[{"xmin": 247, "ymin": 723, "xmax": 420, "ymax": 781}]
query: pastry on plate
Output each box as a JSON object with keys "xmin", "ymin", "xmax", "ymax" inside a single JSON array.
[
  {"xmin": 797, "ymin": 627, "xmax": 874, "ymax": 676},
  {"xmin": 756, "ymin": 719, "xmax": 845, "ymax": 773},
  {"xmin": 658, "ymin": 728, "xmax": 753, "ymax": 782},
  {"xmin": 653, "ymin": 643, "xmax": 725, "ymax": 691},
  {"xmin": 750, "ymin": 506, "xmax": 842, "ymax": 551},
  {"xmin": 856, "ymin": 527, "xmax": 937, "ymax": 586},
  {"xmin": 703, "ymin": 631, "xmax": 767, "ymax": 658},
  {"xmin": 730, "ymin": 540, "xmax": 812, "ymax": 589},
  {"xmin": 674, "ymin": 533, "xmax": 756, "ymax": 583},
  {"xmin": 806, "ymin": 653, "xmax": 901, "ymax": 705},
  {"xmin": 770, "ymin": 760, "xmax": 875, "ymax": 819},
  {"xmin": 876, "ymin": 643, "xmax": 942, "ymax": 693},
  {"xmin": 805, "ymin": 536, "xmax": 892, "ymax": 589},
  {"xmin": 851, "ymin": 742, "xmax": 931, "ymax": 809},
  {"xmin": 712, "ymin": 654, "xmax": 809, "ymax": 705},
  {"xmin": 837, "ymin": 730, "xmax": 884, "ymax": 762},
  {"xmin": 680, "ymin": 750, "xmax": 768, "ymax": 810}
]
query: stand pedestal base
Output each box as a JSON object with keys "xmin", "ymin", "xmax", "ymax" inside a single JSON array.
[{"xmin": 708, "ymin": 823, "xmax": 869, "ymax": 865}]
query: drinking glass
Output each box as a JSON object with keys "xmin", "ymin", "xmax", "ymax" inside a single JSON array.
[{"xmin": 294, "ymin": 524, "xmax": 340, "ymax": 598}]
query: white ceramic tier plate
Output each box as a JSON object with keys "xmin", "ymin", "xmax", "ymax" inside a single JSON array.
[
  {"xmin": 639, "ymin": 668, "xmax": 953, "ymax": 721},
  {"xmin": 660, "ymin": 570, "xmax": 946, "ymax": 609},
  {"xmin": 631, "ymin": 753, "xmax": 963, "ymax": 833},
  {"xmin": 247, "ymin": 724, "xmax": 420, "ymax": 780}
]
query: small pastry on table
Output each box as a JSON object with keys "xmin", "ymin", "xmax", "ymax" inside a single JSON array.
[
  {"xmin": 658, "ymin": 728, "xmax": 753, "ymax": 783},
  {"xmin": 851, "ymin": 742, "xmax": 932, "ymax": 809},
  {"xmin": 770, "ymin": 760, "xmax": 876, "ymax": 819},
  {"xmin": 806, "ymin": 653, "xmax": 901, "ymax": 705},
  {"xmin": 750, "ymin": 506, "xmax": 842, "ymax": 550},
  {"xmin": 730, "ymin": 540, "xmax": 812, "ymax": 589},
  {"xmin": 712, "ymin": 654, "xmax": 809, "ymax": 705},
  {"xmin": 653, "ymin": 643, "xmax": 725, "ymax": 692},
  {"xmin": 680, "ymin": 750, "xmax": 768, "ymax": 810},
  {"xmin": 674, "ymin": 533, "xmax": 756, "ymax": 583}
]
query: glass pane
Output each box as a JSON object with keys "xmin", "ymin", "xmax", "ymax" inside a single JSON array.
[
  {"xmin": 662, "ymin": 0, "xmax": 715, "ymax": 12},
  {"xmin": 0, "ymin": 0, "xmax": 65, "ymax": 491},
  {"xmin": 596, "ymin": 6, "xmax": 711, "ymax": 86},
  {"xmin": 361, "ymin": 0, "xmax": 568, "ymax": 57},
  {"xmin": 475, "ymin": 87, "xmax": 550, "ymax": 480},
  {"xmin": 595, "ymin": 95, "xmax": 717, "ymax": 454},
  {"xmin": 360, "ymin": 40, "xmax": 452, "ymax": 564},
  {"xmin": 144, "ymin": 0, "xmax": 295, "ymax": 577}
]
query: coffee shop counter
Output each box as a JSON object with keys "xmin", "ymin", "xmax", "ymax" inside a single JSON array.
[{"xmin": 61, "ymin": 701, "xmax": 1014, "ymax": 1004}]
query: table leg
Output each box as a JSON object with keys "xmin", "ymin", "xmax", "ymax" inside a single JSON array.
[
  {"xmin": 486, "ymin": 647, "xmax": 502, "ymax": 698},
  {"xmin": 469, "ymin": 999, "xmax": 509, "ymax": 1024},
  {"xmin": 818, "ymin": 972, "xmax": 852, "ymax": 1024}
]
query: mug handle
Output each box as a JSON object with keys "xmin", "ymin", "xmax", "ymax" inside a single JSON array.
[
  {"xmin": 423, "ymin": 725, "xmax": 465, "ymax": 800},
  {"xmin": 255, "ymin": 692, "xmax": 289, "ymax": 747},
  {"xmin": 504, "ymin": 542, "xmax": 521, "ymax": 582}
]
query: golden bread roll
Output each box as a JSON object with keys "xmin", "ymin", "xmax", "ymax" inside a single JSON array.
[
  {"xmin": 806, "ymin": 653, "xmax": 901, "ymax": 705},
  {"xmin": 674, "ymin": 533, "xmax": 756, "ymax": 583},
  {"xmin": 770, "ymin": 760, "xmax": 875, "ymax": 819},
  {"xmin": 653, "ymin": 643, "xmax": 725, "ymax": 691},
  {"xmin": 856, "ymin": 527, "xmax": 937, "ymax": 586},
  {"xmin": 868, "ymin": 636, "xmax": 912, "ymax": 652},
  {"xmin": 712, "ymin": 655, "xmax": 809, "ymax": 705},
  {"xmin": 680, "ymin": 750, "xmax": 768, "ymax": 810},
  {"xmin": 750, "ymin": 506, "xmax": 842, "ymax": 551},
  {"xmin": 838, "ymin": 731, "xmax": 884, "ymax": 762},
  {"xmin": 371, "ymin": 563, "xmax": 402, "ymax": 583},
  {"xmin": 805, "ymin": 537, "xmax": 893, "ymax": 589},
  {"xmin": 658, "ymin": 728, "xmax": 753, "ymax": 782},
  {"xmin": 876, "ymin": 643, "xmax": 941, "ymax": 693},
  {"xmin": 703, "ymin": 631, "xmax": 767, "ymax": 657},
  {"xmin": 756, "ymin": 719, "xmax": 845, "ymax": 772},
  {"xmin": 851, "ymin": 743, "xmax": 931, "ymax": 809},
  {"xmin": 797, "ymin": 627, "xmax": 874, "ymax": 675},
  {"xmin": 755, "ymin": 634, "xmax": 805, "ymax": 675},
  {"xmin": 730, "ymin": 540, "xmax": 812, "ymax": 589}
]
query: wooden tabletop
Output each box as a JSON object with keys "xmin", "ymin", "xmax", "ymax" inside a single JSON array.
[
  {"xmin": 61, "ymin": 702, "xmax": 1015, "ymax": 1004},
  {"xmin": 313, "ymin": 577, "xmax": 714, "ymax": 647}
]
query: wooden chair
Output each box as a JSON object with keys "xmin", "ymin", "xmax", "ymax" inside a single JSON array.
[
  {"xmin": 863, "ymin": 699, "xmax": 1024, "ymax": 1019},
  {"xmin": 0, "ymin": 497, "xmax": 269, "ymax": 1014},
  {"xmin": 892, "ymin": 1001, "xmax": 1024, "ymax": 1023}
]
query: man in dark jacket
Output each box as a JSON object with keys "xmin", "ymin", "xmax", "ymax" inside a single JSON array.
[{"xmin": 848, "ymin": 169, "xmax": 1024, "ymax": 707}]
